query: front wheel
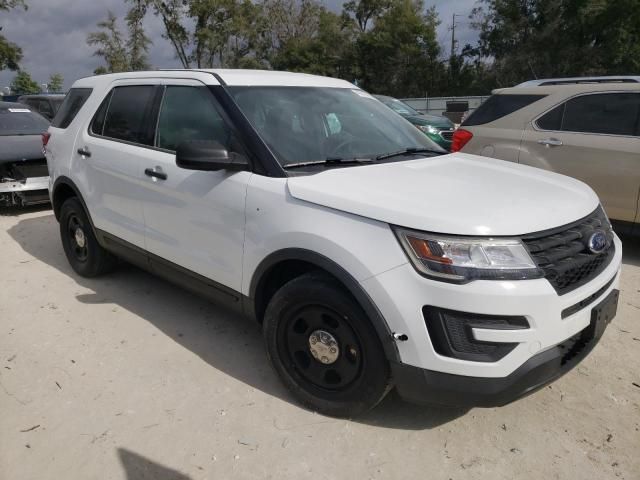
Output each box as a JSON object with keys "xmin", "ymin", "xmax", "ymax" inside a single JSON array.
[{"xmin": 263, "ymin": 271, "xmax": 391, "ymax": 417}]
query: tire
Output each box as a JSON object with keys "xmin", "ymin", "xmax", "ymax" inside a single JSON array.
[
  {"xmin": 59, "ymin": 197, "xmax": 117, "ymax": 277},
  {"xmin": 263, "ymin": 271, "xmax": 391, "ymax": 417}
]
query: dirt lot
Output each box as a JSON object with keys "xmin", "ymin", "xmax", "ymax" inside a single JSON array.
[{"xmin": 1, "ymin": 208, "xmax": 639, "ymax": 480}]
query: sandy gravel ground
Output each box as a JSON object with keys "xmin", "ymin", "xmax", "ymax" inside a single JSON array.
[{"xmin": 1, "ymin": 208, "xmax": 639, "ymax": 480}]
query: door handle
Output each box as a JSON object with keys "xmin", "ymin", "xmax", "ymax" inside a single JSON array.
[
  {"xmin": 144, "ymin": 167, "xmax": 167, "ymax": 181},
  {"xmin": 77, "ymin": 147, "xmax": 91, "ymax": 157},
  {"xmin": 537, "ymin": 138, "xmax": 563, "ymax": 147}
]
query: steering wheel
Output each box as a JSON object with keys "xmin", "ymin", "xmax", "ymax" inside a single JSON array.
[{"xmin": 329, "ymin": 137, "xmax": 372, "ymax": 157}]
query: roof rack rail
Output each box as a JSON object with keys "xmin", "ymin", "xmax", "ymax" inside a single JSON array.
[{"xmin": 516, "ymin": 76, "xmax": 640, "ymax": 87}]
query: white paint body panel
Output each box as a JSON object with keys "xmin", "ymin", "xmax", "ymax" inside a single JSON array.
[
  {"xmin": 361, "ymin": 235, "xmax": 621, "ymax": 376},
  {"xmin": 46, "ymin": 70, "xmax": 623, "ymax": 384},
  {"xmin": 288, "ymin": 153, "xmax": 600, "ymax": 235}
]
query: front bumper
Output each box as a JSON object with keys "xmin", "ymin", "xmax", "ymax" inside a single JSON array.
[
  {"xmin": 360, "ymin": 234, "xmax": 622, "ymax": 404},
  {"xmin": 0, "ymin": 176, "xmax": 50, "ymax": 206},
  {"xmin": 391, "ymin": 289, "xmax": 618, "ymax": 407}
]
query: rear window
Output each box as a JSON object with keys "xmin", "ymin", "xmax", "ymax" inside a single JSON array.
[
  {"xmin": 101, "ymin": 86, "xmax": 156, "ymax": 145},
  {"xmin": 51, "ymin": 88, "xmax": 92, "ymax": 128},
  {"xmin": 0, "ymin": 107, "xmax": 50, "ymax": 136},
  {"xmin": 462, "ymin": 94, "xmax": 546, "ymax": 126}
]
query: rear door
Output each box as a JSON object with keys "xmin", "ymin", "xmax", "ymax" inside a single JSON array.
[
  {"xmin": 459, "ymin": 94, "xmax": 547, "ymax": 161},
  {"xmin": 75, "ymin": 80, "xmax": 161, "ymax": 249},
  {"xmin": 139, "ymin": 79, "xmax": 251, "ymax": 292},
  {"xmin": 520, "ymin": 92, "xmax": 640, "ymax": 223}
]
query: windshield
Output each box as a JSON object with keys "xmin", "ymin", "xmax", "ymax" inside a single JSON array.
[
  {"xmin": 0, "ymin": 107, "xmax": 50, "ymax": 136},
  {"xmin": 227, "ymin": 87, "xmax": 442, "ymax": 167},
  {"xmin": 52, "ymin": 98, "xmax": 65, "ymax": 113},
  {"xmin": 381, "ymin": 98, "xmax": 421, "ymax": 116}
]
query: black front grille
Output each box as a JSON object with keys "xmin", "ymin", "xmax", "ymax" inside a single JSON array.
[
  {"xmin": 440, "ymin": 130, "xmax": 454, "ymax": 141},
  {"xmin": 522, "ymin": 207, "xmax": 615, "ymax": 295}
]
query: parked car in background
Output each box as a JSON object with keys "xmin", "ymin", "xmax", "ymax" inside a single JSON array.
[
  {"xmin": 452, "ymin": 76, "xmax": 640, "ymax": 235},
  {"xmin": 0, "ymin": 101, "xmax": 50, "ymax": 206},
  {"xmin": 374, "ymin": 94, "xmax": 455, "ymax": 150},
  {"xmin": 18, "ymin": 94, "xmax": 66, "ymax": 121}
]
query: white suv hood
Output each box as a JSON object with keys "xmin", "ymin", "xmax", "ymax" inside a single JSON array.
[{"xmin": 286, "ymin": 153, "xmax": 600, "ymax": 236}]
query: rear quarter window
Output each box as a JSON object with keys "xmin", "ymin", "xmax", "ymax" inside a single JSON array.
[
  {"xmin": 51, "ymin": 88, "xmax": 92, "ymax": 128},
  {"xmin": 462, "ymin": 94, "xmax": 546, "ymax": 126}
]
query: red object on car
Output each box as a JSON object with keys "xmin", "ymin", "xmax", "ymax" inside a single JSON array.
[
  {"xmin": 42, "ymin": 132, "xmax": 51, "ymax": 147},
  {"xmin": 451, "ymin": 129, "xmax": 473, "ymax": 152}
]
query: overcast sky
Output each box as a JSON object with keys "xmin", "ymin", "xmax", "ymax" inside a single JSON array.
[{"xmin": 0, "ymin": 0, "xmax": 478, "ymax": 91}]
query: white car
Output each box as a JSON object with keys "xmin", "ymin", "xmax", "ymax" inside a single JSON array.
[{"xmin": 45, "ymin": 70, "xmax": 622, "ymax": 417}]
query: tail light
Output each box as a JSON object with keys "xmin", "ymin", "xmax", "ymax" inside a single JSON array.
[
  {"xmin": 451, "ymin": 129, "xmax": 473, "ymax": 152},
  {"xmin": 42, "ymin": 132, "xmax": 51, "ymax": 147}
]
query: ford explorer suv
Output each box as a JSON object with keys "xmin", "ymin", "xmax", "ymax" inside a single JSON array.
[
  {"xmin": 45, "ymin": 70, "xmax": 622, "ymax": 417},
  {"xmin": 452, "ymin": 76, "xmax": 640, "ymax": 235}
]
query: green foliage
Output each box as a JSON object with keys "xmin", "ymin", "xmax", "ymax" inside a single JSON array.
[
  {"xmin": 10, "ymin": 69, "xmax": 39, "ymax": 94},
  {"xmin": 88, "ymin": 8, "xmax": 152, "ymax": 73},
  {"xmin": 126, "ymin": 0, "xmax": 151, "ymax": 70},
  {"xmin": 470, "ymin": 0, "xmax": 640, "ymax": 87},
  {"xmin": 0, "ymin": 0, "xmax": 26, "ymax": 72},
  {"xmin": 47, "ymin": 73, "xmax": 64, "ymax": 92}
]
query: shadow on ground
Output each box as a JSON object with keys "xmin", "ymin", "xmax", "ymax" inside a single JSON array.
[
  {"xmin": 7, "ymin": 213, "xmax": 466, "ymax": 430},
  {"xmin": 118, "ymin": 449, "xmax": 191, "ymax": 480},
  {"xmin": 619, "ymin": 234, "xmax": 640, "ymax": 267}
]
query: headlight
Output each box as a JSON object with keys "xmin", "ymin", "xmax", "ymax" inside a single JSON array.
[
  {"xmin": 417, "ymin": 124, "xmax": 439, "ymax": 135},
  {"xmin": 393, "ymin": 227, "xmax": 543, "ymax": 283}
]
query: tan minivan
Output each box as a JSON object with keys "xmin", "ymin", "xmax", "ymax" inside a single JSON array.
[{"xmin": 453, "ymin": 77, "xmax": 640, "ymax": 235}]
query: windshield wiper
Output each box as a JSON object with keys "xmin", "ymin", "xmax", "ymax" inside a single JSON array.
[
  {"xmin": 283, "ymin": 157, "xmax": 375, "ymax": 169},
  {"xmin": 376, "ymin": 147, "xmax": 445, "ymax": 161}
]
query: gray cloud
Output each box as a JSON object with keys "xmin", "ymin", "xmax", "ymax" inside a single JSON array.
[{"xmin": 0, "ymin": 0, "xmax": 478, "ymax": 91}]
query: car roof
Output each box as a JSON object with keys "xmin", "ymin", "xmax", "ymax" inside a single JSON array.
[
  {"xmin": 373, "ymin": 94, "xmax": 394, "ymax": 101},
  {"xmin": 493, "ymin": 82, "xmax": 640, "ymax": 95},
  {"xmin": 515, "ymin": 76, "xmax": 640, "ymax": 87},
  {"xmin": 0, "ymin": 101, "xmax": 31, "ymax": 109},
  {"xmin": 72, "ymin": 69, "xmax": 356, "ymax": 89},
  {"xmin": 18, "ymin": 94, "xmax": 66, "ymax": 99}
]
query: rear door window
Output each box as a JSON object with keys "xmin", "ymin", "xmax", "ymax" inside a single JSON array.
[
  {"xmin": 102, "ymin": 85, "xmax": 156, "ymax": 145},
  {"xmin": 51, "ymin": 88, "xmax": 92, "ymax": 128},
  {"xmin": 560, "ymin": 93, "xmax": 640, "ymax": 136},
  {"xmin": 536, "ymin": 104, "xmax": 565, "ymax": 131},
  {"xmin": 463, "ymin": 94, "xmax": 546, "ymax": 126},
  {"xmin": 155, "ymin": 86, "xmax": 230, "ymax": 151}
]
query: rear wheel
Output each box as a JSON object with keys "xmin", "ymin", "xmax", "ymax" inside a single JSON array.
[
  {"xmin": 59, "ymin": 197, "xmax": 117, "ymax": 277},
  {"xmin": 263, "ymin": 271, "xmax": 391, "ymax": 417}
]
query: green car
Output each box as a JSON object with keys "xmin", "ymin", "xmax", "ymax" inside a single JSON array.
[{"xmin": 373, "ymin": 95, "xmax": 455, "ymax": 150}]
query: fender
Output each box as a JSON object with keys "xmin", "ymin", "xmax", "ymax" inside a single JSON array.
[
  {"xmin": 248, "ymin": 248, "xmax": 401, "ymax": 363},
  {"xmin": 51, "ymin": 176, "xmax": 93, "ymax": 226}
]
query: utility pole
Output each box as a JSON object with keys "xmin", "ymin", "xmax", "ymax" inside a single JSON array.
[{"xmin": 450, "ymin": 13, "xmax": 464, "ymax": 62}]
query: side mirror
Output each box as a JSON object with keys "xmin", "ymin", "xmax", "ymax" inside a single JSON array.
[{"xmin": 176, "ymin": 140, "xmax": 249, "ymax": 171}]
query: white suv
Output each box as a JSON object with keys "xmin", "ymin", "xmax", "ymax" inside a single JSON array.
[{"xmin": 46, "ymin": 70, "xmax": 622, "ymax": 417}]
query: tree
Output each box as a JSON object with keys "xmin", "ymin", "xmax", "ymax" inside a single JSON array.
[
  {"xmin": 126, "ymin": 0, "xmax": 151, "ymax": 70},
  {"xmin": 352, "ymin": 0, "xmax": 442, "ymax": 96},
  {"xmin": 469, "ymin": 0, "xmax": 640, "ymax": 87},
  {"xmin": 0, "ymin": 0, "xmax": 26, "ymax": 71},
  {"xmin": 87, "ymin": 11, "xmax": 129, "ymax": 73},
  {"xmin": 47, "ymin": 73, "xmax": 63, "ymax": 92},
  {"xmin": 343, "ymin": 0, "xmax": 390, "ymax": 32},
  {"xmin": 87, "ymin": 8, "xmax": 152, "ymax": 73},
  {"xmin": 10, "ymin": 69, "xmax": 39, "ymax": 94}
]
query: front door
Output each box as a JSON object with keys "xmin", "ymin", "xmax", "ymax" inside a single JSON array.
[
  {"xmin": 519, "ymin": 92, "xmax": 640, "ymax": 223},
  {"xmin": 139, "ymin": 80, "xmax": 251, "ymax": 292}
]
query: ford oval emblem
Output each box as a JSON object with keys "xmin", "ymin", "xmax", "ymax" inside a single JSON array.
[{"xmin": 588, "ymin": 230, "xmax": 607, "ymax": 254}]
